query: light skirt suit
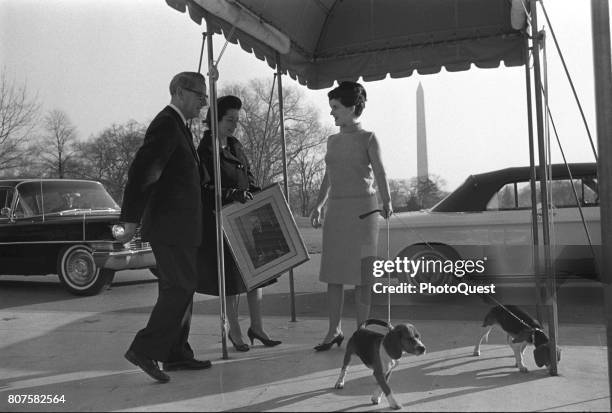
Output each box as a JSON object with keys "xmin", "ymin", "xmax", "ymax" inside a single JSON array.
[{"xmin": 319, "ymin": 128, "xmax": 391, "ymax": 286}]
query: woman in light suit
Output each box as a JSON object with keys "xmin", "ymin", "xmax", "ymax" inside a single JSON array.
[{"xmin": 311, "ymin": 82, "xmax": 392, "ymax": 351}]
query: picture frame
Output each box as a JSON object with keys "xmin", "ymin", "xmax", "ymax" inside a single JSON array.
[{"xmin": 222, "ymin": 183, "xmax": 310, "ymax": 291}]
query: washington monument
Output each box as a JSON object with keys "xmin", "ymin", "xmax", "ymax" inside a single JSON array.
[{"xmin": 416, "ymin": 82, "xmax": 428, "ymax": 182}]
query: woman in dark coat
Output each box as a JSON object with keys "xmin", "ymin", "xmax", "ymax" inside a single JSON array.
[{"xmin": 197, "ymin": 95, "xmax": 280, "ymax": 351}]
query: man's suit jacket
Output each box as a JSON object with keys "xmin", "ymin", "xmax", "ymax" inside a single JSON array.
[{"xmin": 121, "ymin": 106, "xmax": 203, "ymax": 246}]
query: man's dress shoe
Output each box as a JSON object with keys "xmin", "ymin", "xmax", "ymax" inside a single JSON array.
[
  {"xmin": 124, "ymin": 349, "xmax": 170, "ymax": 383},
  {"xmin": 162, "ymin": 358, "xmax": 212, "ymax": 371}
]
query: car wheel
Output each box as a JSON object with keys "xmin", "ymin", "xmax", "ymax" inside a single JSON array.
[
  {"xmin": 396, "ymin": 244, "xmax": 460, "ymax": 295},
  {"xmin": 57, "ymin": 245, "xmax": 114, "ymax": 296}
]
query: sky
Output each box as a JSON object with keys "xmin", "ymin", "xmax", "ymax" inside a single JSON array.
[{"xmin": 0, "ymin": 0, "xmax": 606, "ymax": 191}]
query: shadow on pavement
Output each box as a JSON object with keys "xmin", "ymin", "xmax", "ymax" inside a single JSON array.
[
  {"xmin": 0, "ymin": 337, "xmax": 541, "ymax": 412},
  {"xmin": 0, "ymin": 278, "xmax": 68, "ymax": 309},
  {"xmin": 0, "ymin": 275, "xmax": 157, "ymax": 310},
  {"xmin": 0, "ymin": 292, "xmax": 607, "ymax": 411},
  {"xmin": 0, "ymin": 278, "xmax": 604, "ymax": 325},
  {"xmin": 220, "ymin": 351, "xmax": 545, "ymax": 412}
]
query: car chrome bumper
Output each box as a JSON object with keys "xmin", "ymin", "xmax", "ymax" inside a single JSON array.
[{"xmin": 93, "ymin": 249, "xmax": 156, "ymax": 270}]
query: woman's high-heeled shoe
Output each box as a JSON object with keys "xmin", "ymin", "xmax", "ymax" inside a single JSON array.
[
  {"xmin": 314, "ymin": 333, "xmax": 344, "ymax": 352},
  {"xmin": 247, "ymin": 327, "xmax": 282, "ymax": 347},
  {"xmin": 228, "ymin": 332, "xmax": 250, "ymax": 352}
]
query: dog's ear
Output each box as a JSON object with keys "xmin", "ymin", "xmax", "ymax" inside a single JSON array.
[
  {"xmin": 534, "ymin": 344, "xmax": 550, "ymax": 367},
  {"xmin": 532, "ymin": 329, "xmax": 549, "ymax": 347},
  {"xmin": 383, "ymin": 328, "xmax": 404, "ymax": 359}
]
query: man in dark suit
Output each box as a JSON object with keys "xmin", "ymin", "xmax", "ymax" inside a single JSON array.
[{"xmin": 117, "ymin": 71, "xmax": 211, "ymax": 383}]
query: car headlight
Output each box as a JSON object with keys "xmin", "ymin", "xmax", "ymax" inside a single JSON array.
[{"xmin": 111, "ymin": 224, "xmax": 125, "ymax": 239}]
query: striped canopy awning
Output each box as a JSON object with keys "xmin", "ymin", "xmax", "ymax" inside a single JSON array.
[{"xmin": 166, "ymin": 0, "xmax": 528, "ymax": 89}]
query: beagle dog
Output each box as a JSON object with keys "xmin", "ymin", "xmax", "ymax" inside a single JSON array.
[
  {"xmin": 334, "ymin": 319, "xmax": 426, "ymax": 410},
  {"xmin": 473, "ymin": 305, "xmax": 560, "ymax": 372}
]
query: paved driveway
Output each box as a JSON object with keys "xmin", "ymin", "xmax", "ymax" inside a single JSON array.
[{"xmin": 0, "ymin": 257, "xmax": 609, "ymax": 411}]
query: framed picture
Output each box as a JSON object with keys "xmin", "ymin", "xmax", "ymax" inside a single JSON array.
[{"xmin": 222, "ymin": 183, "xmax": 310, "ymax": 291}]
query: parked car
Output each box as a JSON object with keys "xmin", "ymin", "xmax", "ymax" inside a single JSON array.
[
  {"xmin": 377, "ymin": 163, "xmax": 600, "ymax": 290},
  {"xmin": 0, "ymin": 179, "xmax": 155, "ymax": 296}
]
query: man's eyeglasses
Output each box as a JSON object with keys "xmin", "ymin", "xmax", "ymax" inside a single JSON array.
[{"xmin": 183, "ymin": 87, "xmax": 208, "ymax": 101}]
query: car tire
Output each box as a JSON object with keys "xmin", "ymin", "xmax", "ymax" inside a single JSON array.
[
  {"xmin": 396, "ymin": 244, "xmax": 460, "ymax": 295},
  {"xmin": 57, "ymin": 245, "xmax": 114, "ymax": 296}
]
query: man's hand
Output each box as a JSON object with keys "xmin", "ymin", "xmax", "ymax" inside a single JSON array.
[{"xmin": 116, "ymin": 222, "xmax": 138, "ymax": 243}]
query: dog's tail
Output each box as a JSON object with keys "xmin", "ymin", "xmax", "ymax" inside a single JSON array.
[{"xmin": 359, "ymin": 319, "xmax": 393, "ymax": 331}]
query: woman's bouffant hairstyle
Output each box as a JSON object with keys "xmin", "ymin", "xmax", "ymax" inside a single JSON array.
[
  {"xmin": 327, "ymin": 81, "xmax": 367, "ymax": 116},
  {"xmin": 204, "ymin": 95, "xmax": 242, "ymax": 126}
]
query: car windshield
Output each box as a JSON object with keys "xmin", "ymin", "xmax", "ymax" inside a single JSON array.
[{"xmin": 15, "ymin": 181, "xmax": 119, "ymax": 217}]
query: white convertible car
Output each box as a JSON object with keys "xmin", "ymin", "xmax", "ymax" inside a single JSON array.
[{"xmin": 376, "ymin": 163, "xmax": 600, "ymax": 289}]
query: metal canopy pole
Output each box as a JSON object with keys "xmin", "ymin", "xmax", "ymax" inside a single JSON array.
[
  {"xmin": 198, "ymin": 32, "xmax": 206, "ymax": 73},
  {"xmin": 530, "ymin": 0, "xmax": 559, "ymax": 375},
  {"xmin": 275, "ymin": 52, "xmax": 297, "ymax": 322},
  {"xmin": 206, "ymin": 27, "xmax": 229, "ymax": 360},
  {"xmin": 523, "ymin": 31, "xmax": 545, "ymax": 321},
  {"xmin": 590, "ymin": 0, "xmax": 612, "ymax": 407}
]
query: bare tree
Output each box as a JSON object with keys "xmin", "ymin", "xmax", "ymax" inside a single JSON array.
[
  {"xmin": 290, "ymin": 147, "xmax": 326, "ymax": 216},
  {"xmin": 72, "ymin": 120, "xmax": 145, "ymax": 203},
  {"xmin": 0, "ymin": 70, "xmax": 40, "ymax": 175},
  {"xmin": 34, "ymin": 109, "xmax": 78, "ymax": 178}
]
